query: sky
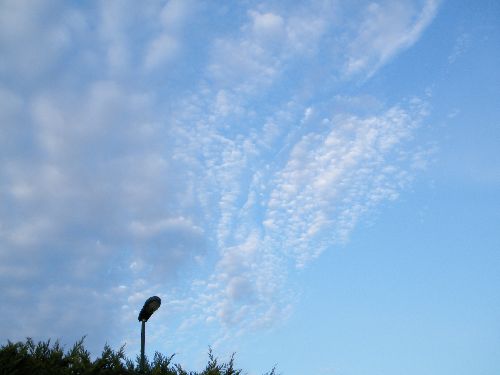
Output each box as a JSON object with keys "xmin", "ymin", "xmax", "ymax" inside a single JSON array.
[{"xmin": 0, "ymin": 0, "xmax": 499, "ymax": 374}]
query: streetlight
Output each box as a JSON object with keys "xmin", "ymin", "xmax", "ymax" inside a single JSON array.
[{"xmin": 138, "ymin": 296, "xmax": 161, "ymax": 371}]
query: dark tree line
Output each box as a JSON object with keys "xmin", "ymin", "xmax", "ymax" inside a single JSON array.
[{"xmin": 0, "ymin": 337, "xmax": 277, "ymax": 375}]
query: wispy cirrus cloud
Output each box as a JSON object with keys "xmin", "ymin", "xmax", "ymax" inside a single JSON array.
[
  {"xmin": 343, "ymin": 0, "xmax": 440, "ymax": 77},
  {"xmin": 0, "ymin": 0, "xmax": 438, "ymax": 357}
]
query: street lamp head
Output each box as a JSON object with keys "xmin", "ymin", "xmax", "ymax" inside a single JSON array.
[{"xmin": 138, "ymin": 296, "xmax": 161, "ymax": 322}]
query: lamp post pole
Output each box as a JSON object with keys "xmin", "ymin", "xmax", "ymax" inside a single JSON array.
[
  {"xmin": 140, "ymin": 320, "xmax": 146, "ymax": 370},
  {"xmin": 138, "ymin": 296, "xmax": 161, "ymax": 373}
]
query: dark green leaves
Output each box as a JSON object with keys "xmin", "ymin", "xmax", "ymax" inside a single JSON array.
[{"xmin": 0, "ymin": 338, "xmax": 277, "ymax": 375}]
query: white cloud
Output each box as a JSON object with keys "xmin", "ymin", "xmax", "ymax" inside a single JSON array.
[
  {"xmin": 284, "ymin": 12, "xmax": 327, "ymax": 55},
  {"xmin": 130, "ymin": 217, "xmax": 202, "ymax": 239},
  {"xmin": 344, "ymin": 0, "xmax": 440, "ymax": 77},
  {"xmin": 0, "ymin": 0, "xmax": 76, "ymax": 79},
  {"xmin": 159, "ymin": 82, "xmax": 430, "ymax": 346},
  {"xmin": 265, "ymin": 105, "xmax": 424, "ymax": 266},
  {"xmin": 143, "ymin": 0, "xmax": 195, "ymax": 70},
  {"xmin": 0, "ymin": 0, "xmax": 439, "ymax": 359},
  {"xmin": 0, "ymin": 77, "xmax": 207, "ymax": 351},
  {"xmin": 98, "ymin": 0, "xmax": 135, "ymax": 72},
  {"xmin": 208, "ymin": 36, "xmax": 279, "ymax": 92},
  {"xmin": 144, "ymin": 33, "xmax": 179, "ymax": 69},
  {"xmin": 207, "ymin": 6, "xmax": 330, "ymax": 93},
  {"xmin": 160, "ymin": 0, "xmax": 192, "ymax": 31},
  {"xmin": 250, "ymin": 11, "xmax": 285, "ymax": 43}
]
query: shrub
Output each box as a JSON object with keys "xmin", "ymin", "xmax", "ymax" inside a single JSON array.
[{"xmin": 0, "ymin": 338, "xmax": 278, "ymax": 375}]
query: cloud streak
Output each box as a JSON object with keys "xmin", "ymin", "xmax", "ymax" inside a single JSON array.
[{"xmin": 344, "ymin": 0, "xmax": 440, "ymax": 77}]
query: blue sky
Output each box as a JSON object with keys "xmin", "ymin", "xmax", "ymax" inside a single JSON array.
[{"xmin": 0, "ymin": 1, "xmax": 499, "ymax": 374}]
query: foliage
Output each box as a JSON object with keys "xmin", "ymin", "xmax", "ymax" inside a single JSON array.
[{"xmin": 0, "ymin": 338, "xmax": 278, "ymax": 375}]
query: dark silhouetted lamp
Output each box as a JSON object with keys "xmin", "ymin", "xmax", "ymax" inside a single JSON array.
[{"xmin": 138, "ymin": 296, "xmax": 161, "ymax": 370}]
